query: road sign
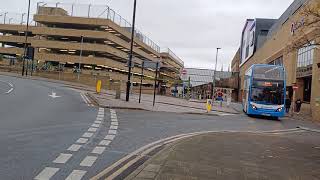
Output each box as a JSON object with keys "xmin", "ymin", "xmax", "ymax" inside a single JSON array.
[{"xmin": 181, "ymin": 69, "xmax": 187, "ymax": 75}]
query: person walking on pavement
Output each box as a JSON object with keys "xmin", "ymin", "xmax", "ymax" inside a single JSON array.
[
  {"xmin": 295, "ymin": 99, "xmax": 302, "ymax": 114},
  {"xmin": 285, "ymin": 98, "xmax": 291, "ymax": 113}
]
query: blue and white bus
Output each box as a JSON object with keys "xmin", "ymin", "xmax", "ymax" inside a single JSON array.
[{"xmin": 243, "ymin": 64, "xmax": 286, "ymax": 118}]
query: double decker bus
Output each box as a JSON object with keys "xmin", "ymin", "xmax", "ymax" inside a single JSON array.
[{"xmin": 243, "ymin": 64, "xmax": 286, "ymax": 118}]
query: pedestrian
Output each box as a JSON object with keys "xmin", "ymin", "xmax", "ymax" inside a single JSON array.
[
  {"xmin": 285, "ymin": 98, "xmax": 291, "ymax": 113},
  {"xmin": 295, "ymin": 99, "xmax": 302, "ymax": 114}
]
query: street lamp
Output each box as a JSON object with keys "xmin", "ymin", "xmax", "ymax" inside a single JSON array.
[
  {"xmin": 125, "ymin": 0, "xmax": 137, "ymax": 102},
  {"xmin": 211, "ymin": 47, "xmax": 221, "ymax": 99},
  {"xmin": 22, "ymin": 0, "xmax": 31, "ymax": 76}
]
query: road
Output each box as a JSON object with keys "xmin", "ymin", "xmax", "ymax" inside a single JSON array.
[{"xmin": 0, "ymin": 75, "xmax": 319, "ymax": 180}]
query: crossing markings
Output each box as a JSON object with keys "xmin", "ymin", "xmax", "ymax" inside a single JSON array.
[
  {"xmin": 105, "ymin": 134, "xmax": 115, "ymax": 140},
  {"xmin": 82, "ymin": 132, "xmax": 94, "ymax": 138},
  {"xmin": 99, "ymin": 140, "xmax": 111, "ymax": 146},
  {"xmin": 34, "ymin": 167, "xmax": 59, "ymax": 180},
  {"xmin": 80, "ymin": 93, "xmax": 94, "ymax": 107},
  {"xmin": 68, "ymin": 144, "xmax": 82, "ymax": 152},
  {"xmin": 76, "ymin": 138, "xmax": 88, "ymax": 144},
  {"xmin": 92, "ymin": 146, "xmax": 106, "ymax": 154},
  {"xmin": 53, "ymin": 153, "xmax": 73, "ymax": 164},
  {"xmin": 65, "ymin": 170, "xmax": 87, "ymax": 180},
  {"xmin": 80, "ymin": 156, "xmax": 98, "ymax": 167}
]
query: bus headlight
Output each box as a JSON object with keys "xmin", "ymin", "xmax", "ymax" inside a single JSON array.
[
  {"xmin": 251, "ymin": 104, "xmax": 257, "ymax": 110},
  {"xmin": 276, "ymin": 107, "xmax": 283, "ymax": 112}
]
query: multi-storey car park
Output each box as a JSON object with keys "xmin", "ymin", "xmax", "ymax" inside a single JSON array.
[{"xmin": 0, "ymin": 2, "xmax": 184, "ymax": 94}]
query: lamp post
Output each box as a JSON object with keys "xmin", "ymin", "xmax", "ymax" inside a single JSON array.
[
  {"xmin": 22, "ymin": 0, "xmax": 31, "ymax": 76},
  {"xmin": 126, "ymin": 0, "xmax": 137, "ymax": 102},
  {"xmin": 211, "ymin": 48, "xmax": 221, "ymax": 99}
]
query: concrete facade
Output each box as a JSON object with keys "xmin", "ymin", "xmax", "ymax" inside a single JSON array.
[
  {"xmin": 237, "ymin": 0, "xmax": 320, "ymax": 121},
  {"xmin": 0, "ymin": 3, "xmax": 184, "ymax": 90}
]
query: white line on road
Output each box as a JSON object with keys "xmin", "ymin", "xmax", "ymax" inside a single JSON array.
[
  {"xmin": 80, "ymin": 93, "xmax": 89, "ymax": 104},
  {"xmin": 111, "ymin": 122, "xmax": 119, "ymax": 126},
  {"xmin": 110, "ymin": 125, "xmax": 118, "ymax": 130},
  {"xmin": 65, "ymin": 170, "xmax": 87, "ymax": 180},
  {"xmin": 99, "ymin": 140, "xmax": 111, "ymax": 146},
  {"xmin": 108, "ymin": 130, "xmax": 117, "ymax": 135},
  {"xmin": 67, "ymin": 144, "xmax": 82, "ymax": 152},
  {"xmin": 94, "ymin": 120, "xmax": 102, "ymax": 124},
  {"xmin": 91, "ymin": 123, "xmax": 100, "ymax": 128},
  {"xmin": 53, "ymin": 153, "xmax": 73, "ymax": 164},
  {"xmin": 105, "ymin": 134, "xmax": 115, "ymax": 140},
  {"xmin": 76, "ymin": 138, "xmax": 88, "ymax": 144},
  {"xmin": 82, "ymin": 132, "xmax": 94, "ymax": 138},
  {"xmin": 91, "ymin": 146, "xmax": 106, "ymax": 154},
  {"xmin": 88, "ymin": 127, "xmax": 98, "ymax": 132},
  {"xmin": 97, "ymin": 114, "xmax": 104, "ymax": 118},
  {"xmin": 111, "ymin": 118, "xmax": 118, "ymax": 122},
  {"xmin": 83, "ymin": 94, "xmax": 93, "ymax": 106},
  {"xmin": 96, "ymin": 117, "xmax": 104, "ymax": 121},
  {"xmin": 80, "ymin": 156, "xmax": 98, "ymax": 167},
  {"xmin": 34, "ymin": 167, "xmax": 60, "ymax": 180}
]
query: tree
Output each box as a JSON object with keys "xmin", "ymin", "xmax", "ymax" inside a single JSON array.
[{"xmin": 290, "ymin": 1, "xmax": 320, "ymax": 49}]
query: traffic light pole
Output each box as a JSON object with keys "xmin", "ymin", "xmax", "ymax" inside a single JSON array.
[
  {"xmin": 126, "ymin": 0, "xmax": 137, "ymax": 102},
  {"xmin": 211, "ymin": 48, "xmax": 221, "ymax": 99}
]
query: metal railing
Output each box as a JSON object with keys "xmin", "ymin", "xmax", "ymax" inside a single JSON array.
[
  {"xmin": 37, "ymin": 2, "xmax": 160, "ymax": 53},
  {"xmin": 0, "ymin": 12, "xmax": 35, "ymax": 26},
  {"xmin": 161, "ymin": 48, "xmax": 184, "ymax": 66}
]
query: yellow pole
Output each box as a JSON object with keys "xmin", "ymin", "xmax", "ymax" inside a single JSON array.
[{"xmin": 96, "ymin": 80, "xmax": 102, "ymax": 94}]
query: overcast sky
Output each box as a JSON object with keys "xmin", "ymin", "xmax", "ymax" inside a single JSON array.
[{"xmin": 3, "ymin": 0, "xmax": 294, "ymax": 70}]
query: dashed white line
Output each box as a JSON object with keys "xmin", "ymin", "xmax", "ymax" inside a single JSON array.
[
  {"xmin": 108, "ymin": 130, "xmax": 117, "ymax": 135},
  {"xmin": 94, "ymin": 120, "xmax": 102, "ymax": 124},
  {"xmin": 76, "ymin": 138, "xmax": 88, "ymax": 144},
  {"xmin": 67, "ymin": 144, "xmax": 82, "ymax": 152},
  {"xmin": 34, "ymin": 167, "xmax": 60, "ymax": 180},
  {"xmin": 65, "ymin": 170, "xmax": 87, "ymax": 180},
  {"xmin": 110, "ymin": 125, "xmax": 118, "ymax": 130},
  {"xmin": 99, "ymin": 140, "xmax": 111, "ymax": 146},
  {"xmin": 80, "ymin": 156, "xmax": 98, "ymax": 167},
  {"xmin": 88, "ymin": 127, "xmax": 98, "ymax": 132},
  {"xmin": 53, "ymin": 153, "xmax": 72, "ymax": 164},
  {"xmin": 111, "ymin": 121, "xmax": 119, "ymax": 126},
  {"xmin": 91, "ymin": 123, "xmax": 100, "ymax": 128},
  {"xmin": 82, "ymin": 132, "xmax": 94, "ymax": 138},
  {"xmin": 91, "ymin": 146, "xmax": 106, "ymax": 154},
  {"xmin": 111, "ymin": 118, "xmax": 118, "ymax": 122},
  {"xmin": 105, "ymin": 134, "xmax": 115, "ymax": 140},
  {"xmin": 96, "ymin": 117, "xmax": 104, "ymax": 121}
]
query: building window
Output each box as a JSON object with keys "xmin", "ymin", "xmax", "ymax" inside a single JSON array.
[
  {"xmin": 269, "ymin": 56, "xmax": 283, "ymax": 66},
  {"xmin": 297, "ymin": 42, "xmax": 315, "ymax": 68}
]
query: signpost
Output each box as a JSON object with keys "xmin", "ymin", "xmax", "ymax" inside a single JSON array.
[{"xmin": 139, "ymin": 61, "xmax": 160, "ymax": 106}]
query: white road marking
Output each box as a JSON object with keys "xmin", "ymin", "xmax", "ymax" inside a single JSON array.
[
  {"xmin": 105, "ymin": 134, "xmax": 115, "ymax": 140},
  {"xmin": 91, "ymin": 123, "xmax": 100, "ymax": 128},
  {"xmin": 34, "ymin": 167, "xmax": 60, "ymax": 180},
  {"xmin": 68, "ymin": 144, "xmax": 82, "ymax": 152},
  {"xmin": 108, "ymin": 130, "xmax": 117, "ymax": 135},
  {"xmin": 96, "ymin": 117, "xmax": 104, "ymax": 121},
  {"xmin": 88, "ymin": 127, "xmax": 98, "ymax": 132},
  {"xmin": 48, "ymin": 92, "xmax": 61, "ymax": 98},
  {"xmin": 99, "ymin": 108, "xmax": 104, "ymax": 111},
  {"xmin": 80, "ymin": 93, "xmax": 89, "ymax": 104},
  {"xmin": 111, "ymin": 122, "xmax": 119, "ymax": 126},
  {"xmin": 94, "ymin": 120, "xmax": 102, "ymax": 124},
  {"xmin": 111, "ymin": 115, "xmax": 117, "ymax": 119},
  {"xmin": 111, "ymin": 118, "xmax": 118, "ymax": 122},
  {"xmin": 83, "ymin": 94, "xmax": 93, "ymax": 106},
  {"xmin": 53, "ymin": 153, "xmax": 72, "ymax": 164},
  {"xmin": 92, "ymin": 146, "xmax": 106, "ymax": 154},
  {"xmin": 110, "ymin": 125, "xmax": 118, "ymax": 130},
  {"xmin": 82, "ymin": 132, "xmax": 94, "ymax": 138},
  {"xmin": 80, "ymin": 156, "xmax": 97, "ymax": 167},
  {"xmin": 99, "ymin": 140, "xmax": 111, "ymax": 146},
  {"xmin": 6, "ymin": 82, "xmax": 14, "ymax": 94},
  {"xmin": 65, "ymin": 170, "xmax": 87, "ymax": 180},
  {"xmin": 76, "ymin": 138, "xmax": 88, "ymax": 144}
]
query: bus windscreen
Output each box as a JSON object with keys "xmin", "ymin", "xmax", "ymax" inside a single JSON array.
[{"xmin": 251, "ymin": 79, "xmax": 284, "ymax": 105}]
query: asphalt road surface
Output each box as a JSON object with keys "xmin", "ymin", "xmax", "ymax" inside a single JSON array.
[{"xmin": 0, "ymin": 75, "xmax": 319, "ymax": 180}]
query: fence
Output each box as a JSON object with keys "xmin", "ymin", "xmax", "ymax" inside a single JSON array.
[
  {"xmin": 37, "ymin": 2, "xmax": 160, "ymax": 53},
  {"xmin": 0, "ymin": 12, "xmax": 35, "ymax": 26}
]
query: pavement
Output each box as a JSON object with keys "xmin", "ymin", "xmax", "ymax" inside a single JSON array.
[
  {"xmin": 125, "ymin": 130, "xmax": 320, "ymax": 180},
  {"xmin": 89, "ymin": 92, "xmax": 239, "ymax": 116}
]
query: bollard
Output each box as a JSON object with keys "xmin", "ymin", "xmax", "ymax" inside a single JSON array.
[
  {"xmin": 206, "ymin": 99, "xmax": 212, "ymax": 113},
  {"xmin": 96, "ymin": 80, "xmax": 102, "ymax": 94}
]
